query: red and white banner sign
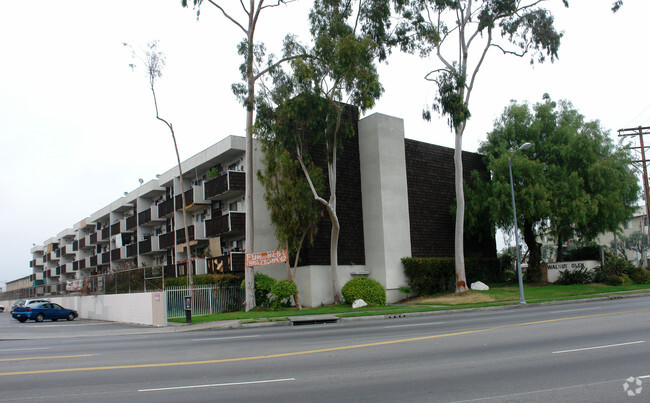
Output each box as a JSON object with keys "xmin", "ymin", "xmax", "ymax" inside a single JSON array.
[{"xmin": 246, "ymin": 249, "xmax": 288, "ymax": 267}]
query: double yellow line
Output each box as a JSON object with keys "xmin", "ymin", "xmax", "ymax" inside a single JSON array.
[{"xmin": 1, "ymin": 308, "xmax": 648, "ymax": 377}]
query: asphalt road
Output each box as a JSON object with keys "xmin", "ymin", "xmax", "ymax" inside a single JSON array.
[{"xmin": 1, "ymin": 296, "xmax": 649, "ymax": 402}]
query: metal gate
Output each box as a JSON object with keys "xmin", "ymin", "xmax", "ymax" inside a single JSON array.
[{"xmin": 166, "ymin": 285, "xmax": 245, "ymax": 319}]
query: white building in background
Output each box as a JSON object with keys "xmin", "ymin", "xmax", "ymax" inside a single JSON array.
[{"xmin": 596, "ymin": 206, "xmax": 648, "ymax": 266}]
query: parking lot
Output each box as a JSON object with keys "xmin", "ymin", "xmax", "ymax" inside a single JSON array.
[{"xmin": 0, "ymin": 310, "xmax": 171, "ymax": 340}]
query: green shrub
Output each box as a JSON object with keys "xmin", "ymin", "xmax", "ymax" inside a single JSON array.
[
  {"xmin": 555, "ymin": 267, "xmax": 594, "ymax": 285},
  {"xmin": 630, "ymin": 267, "xmax": 648, "ymax": 284},
  {"xmin": 605, "ymin": 274, "xmax": 625, "ymax": 286},
  {"xmin": 271, "ymin": 279, "xmax": 298, "ymax": 308},
  {"xmin": 560, "ymin": 245, "xmax": 600, "ymax": 262},
  {"xmin": 341, "ymin": 277, "xmax": 386, "ymax": 306},
  {"xmin": 604, "ymin": 256, "xmax": 635, "ymax": 277},
  {"xmin": 401, "ymin": 257, "xmax": 500, "ymax": 296},
  {"xmin": 241, "ymin": 273, "xmax": 276, "ymax": 308},
  {"xmin": 503, "ymin": 269, "xmax": 516, "ymax": 283},
  {"xmin": 592, "ymin": 265, "xmax": 609, "ymax": 283}
]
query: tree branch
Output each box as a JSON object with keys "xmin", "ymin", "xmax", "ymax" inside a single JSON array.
[{"xmin": 205, "ymin": 0, "xmax": 248, "ymax": 34}]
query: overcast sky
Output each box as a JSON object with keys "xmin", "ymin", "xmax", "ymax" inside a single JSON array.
[{"xmin": 1, "ymin": 1, "xmax": 649, "ymax": 287}]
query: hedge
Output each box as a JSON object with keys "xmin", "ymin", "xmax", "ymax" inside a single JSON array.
[{"xmin": 401, "ymin": 257, "xmax": 500, "ymax": 296}]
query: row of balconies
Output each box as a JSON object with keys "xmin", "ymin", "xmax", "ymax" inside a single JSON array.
[
  {"xmin": 32, "ymin": 172, "xmax": 245, "ymax": 274},
  {"xmin": 37, "ymin": 212, "xmax": 245, "ymax": 271}
]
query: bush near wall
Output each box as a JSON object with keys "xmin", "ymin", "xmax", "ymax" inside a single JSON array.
[
  {"xmin": 401, "ymin": 257, "xmax": 500, "ymax": 296},
  {"xmin": 341, "ymin": 277, "xmax": 386, "ymax": 306},
  {"xmin": 164, "ymin": 273, "xmax": 243, "ymax": 288}
]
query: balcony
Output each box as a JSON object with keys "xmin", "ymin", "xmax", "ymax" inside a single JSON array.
[
  {"xmin": 176, "ymin": 187, "xmax": 209, "ymax": 212},
  {"xmin": 111, "ymin": 247, "xmax": 128, "ymax": 261},
  {"xmin": 139, "ymin": 206, "xmax": 165, "ymax": 226},
  {"xmin": 204, "ymin": 171, "xmax": 245, "ymax": 200},
  {"xmin": 49, "ymin": 251, "xmax": 59, "ymax": 262},
  {"xmin": 205, "ymin": 212, "xmax": 245, "ymax": 238},
  {"xmin": 138, "ymin": 236, "xmax": 161, "ymax": 255},
  {"xmin": 159, "ymin": 232, "xmax": 175, "ymax": 249},
  {"xmin": 101, "ymin": 251, "xmax": 111, "ymax": 265},
  {"xmin": 73, "ymin": 240, "xmax": 79, "ymax": 251},
  {"xmin": 89, "ymin": 255, "xmax": 98, "ymax": 267},
  {"xmin": 126, "ymin": 215, "xmax": 137, "ymax": 230},
  {"xmin": 207, "ymin": 252, "xmax": 245, "ymax": 273},
  {"xmin": 35, "ymin": 272, "xmax": 44, "ymax": 281},
  {"xmin": 101, "ymin": 227, "xmax": 110, "ymax": 241},
  {"xmin": 157, "ymin": 198, "xmax": 175, "ymax": 218},
  {"xmin": 126, "ymin": 243, "xmax": 138, "ymax": 258},
  {"xmin": 111, "ymin": 220, "xmax": 133, "ymax": 236},
  {"xmin": 176, "ymin": 225, "xmax": 195, "ymax": 244},
  {"xmin": 61, "ymin": 263, "xmax": 73, "ymax": 274},
  {"xmin": 90, "ymin": 232, "xmax": 98, "ymax": 245},
  {"xmin": 81, "ymin": 236, "xmax": 94, "ymax": 250},
  {"xmin": 78, "ymin": 259, "xmax": 86, "ymax": 270}
]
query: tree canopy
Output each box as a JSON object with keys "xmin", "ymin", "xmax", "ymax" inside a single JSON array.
[{"xmin": 467, "ymin": 97, "xmax": 639, "ymax": 279}]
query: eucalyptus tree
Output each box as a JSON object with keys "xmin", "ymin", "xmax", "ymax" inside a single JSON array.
[
  {"xmin": 256, "ymin": 129, "xmax": 325, "ymax": 310},
  {"xmin": 125, "ymin": 41, "xmax": 194, "ymax": 291},
  {"xmin": 256, "ymin": 0, "xmax": 392, "ymax": 303},
  {"xmin": 392, "ymin": 0, "xmax": 568, "ymax": 292},
  {"xmin": 181, "ymin": 0, "xmax": 307, "ymax": 310},
  {"xmin": 467, "ymin": 98, "xmax": 638, "ymax": 281}
]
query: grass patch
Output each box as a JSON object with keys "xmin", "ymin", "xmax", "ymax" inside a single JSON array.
[{"xmin": 168, "ymin": 283, "xmax": 650, "ymax": 324}]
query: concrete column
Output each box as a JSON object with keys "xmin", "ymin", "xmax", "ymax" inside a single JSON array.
[{"xmin": 358, "ymin": 113, "xmax": 412, "ymax": 303}]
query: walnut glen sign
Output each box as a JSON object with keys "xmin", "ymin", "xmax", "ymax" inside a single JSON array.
[{"xmin": 246, "ymin": 249, "xmax": 288, "ymax": 267}]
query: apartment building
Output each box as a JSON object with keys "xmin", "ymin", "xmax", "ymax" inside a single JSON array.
[{"xmin": 28, "ymin": 113, "xmax": 496, "ymax": 306}]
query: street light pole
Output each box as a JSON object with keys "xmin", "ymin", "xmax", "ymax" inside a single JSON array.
[{"xmin": 509, "ymin": 142, "xmax": 531, "ymax": 304}]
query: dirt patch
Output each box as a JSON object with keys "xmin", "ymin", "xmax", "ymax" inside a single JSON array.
[{"xmin": 414, "ymin": 291, "xmax": 495, "ymax": 305}]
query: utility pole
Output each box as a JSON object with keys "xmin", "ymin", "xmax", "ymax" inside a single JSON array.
[{"xmin": 618, "ymin": 126, "xmax": 650, "ymax": 266}]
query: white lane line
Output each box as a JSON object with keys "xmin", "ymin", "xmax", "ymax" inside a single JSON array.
[
  {"xmin": 550, "ymin": 307, "xmax": 601, "ymax": 314},
  {"xmin": 385, "ymin": 322, "xmax": 445, "ymax": 329},
  {"xmin": 640, "ymin": 375, "xmax": 650, "ymax": 379},
  {"xmin": 553, "ymin": 340, "xmax": 645, "ymax": 354},
  {"xmin": 0, "ymin": 347, "xmax": 50, "ymax": 352},
  {"xmin": 139, "ymin": 377, "xmax": 295, "ymax": 392},
  {"xmin": 192, "ymin": 335, "xmax": 260, "ymax": 342}
]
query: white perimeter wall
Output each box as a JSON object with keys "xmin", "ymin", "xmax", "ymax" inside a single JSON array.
[{"xmin": 2, "ymin": 292, "xmax": 167, "ymax": 327}]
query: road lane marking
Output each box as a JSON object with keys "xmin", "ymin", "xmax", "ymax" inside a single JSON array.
[
  {"xmin": 385, "ymin": 322, "xmax": 445, "ymax": 329},
  {"xmin": 192, "ymin": 335, "xmax": 260, "ymax": 342},
  {"xmin": 1, "ymin": 308, "xmax": 649, "ymax": 376},
  {"xmin": 553, "ymin": 340, "xmax": 646, "ymax": 354},
  {"xmin": 0, "ymin": 354, "xmax": 95, "ymax": 362},
  {"xmin": 139, "ymin": 377, "xmax": 295, "ymax": 392}
]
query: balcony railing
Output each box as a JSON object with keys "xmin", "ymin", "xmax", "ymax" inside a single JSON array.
[
  {"xmin": 158, "ymin": 198, "xmax": 175, "ymax": 218},
  {"xmin": 205, "ymin": 212, "xmax": 245, "ymax": 238},
  {"xmin": 126, "ymin": 243, "xmax": 138, "ymax": 258},
  {"xmin": 138, "ymin": 236, "xmax": 161, "ymax": 255},
  {"xmin": 126, "ymin": 215, "xmax": 137, "ymax": 230},
  {"xmin": 73, "ymin": 240, "xmax": 79, "ymax": 251},
  {"xmin": 176, "ymin": 225, "xmax": 195, "ymax": 244},
  {"xmin": 79, "ymin": 237, "xmax": 86, "ymax": 249},
  {"xmin": 159, "ymin": 232, "xmax": 175, "ymax": 249},
  {"xmin": 101, "ymin": 251, "xmax": 111, "ymax": 265},
  {"xmin": 204, "ymin": 171, "xmax": 245, "ymax": 200},
  {"xmin": 90, "ymin": 232, "xmax": 98, "ymax": 244},
  {"xmin": 101, "ymin": 227, "xmax": 110, "ymax": 240},
  {"xmin": 79, "ymin": 259, "xmax": 86, "ymax": 270},
  {"xmin": 176, "ymin": 187, "xmax": 209, "ymax": 211},
  {"xmin": 111, "ymin": 248, "xmax": 127, "ymax": 261},
  {"xmin": 89, "ymin": 255, "xmax": 98, "ymax": 267}
]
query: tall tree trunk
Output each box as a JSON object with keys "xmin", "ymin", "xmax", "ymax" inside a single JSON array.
[
  {"xmin": 556, "ymin": 238, "xmax": 564, "ymax": 262},
  {"xmin": 454, "ymin": 130, "xmax": 468, "ymax": 293},
  {"xmin": 522, "ymin": 219, "xmax": 541, "ymax": 282},
  {"xmin": 329, "ymin": 207, "xmax": 342, "ymax": 303},
  {"xmin": 286, "ymin": 240, "xmax": 302, "ymax": 310},
  {"xmin": 243, "ymin": 27, "xmax": 256, "ymax": 312}
]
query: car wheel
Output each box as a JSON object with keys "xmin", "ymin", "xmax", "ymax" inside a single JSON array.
[
  {"xmin": 18, "ymin": 318, "xmax": 27, "ymax": 323},
  {"xmin": 35, "ymin": 313, "xmax": 45, "ymax": 322},
  {"xmin": 67, "ymin": 313, "xmax": 75, "ymax": 321}
]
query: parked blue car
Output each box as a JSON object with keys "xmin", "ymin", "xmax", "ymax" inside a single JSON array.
[{"xmin": 11, "ymin": 302, "xmax": 78, "ymax": 323}]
